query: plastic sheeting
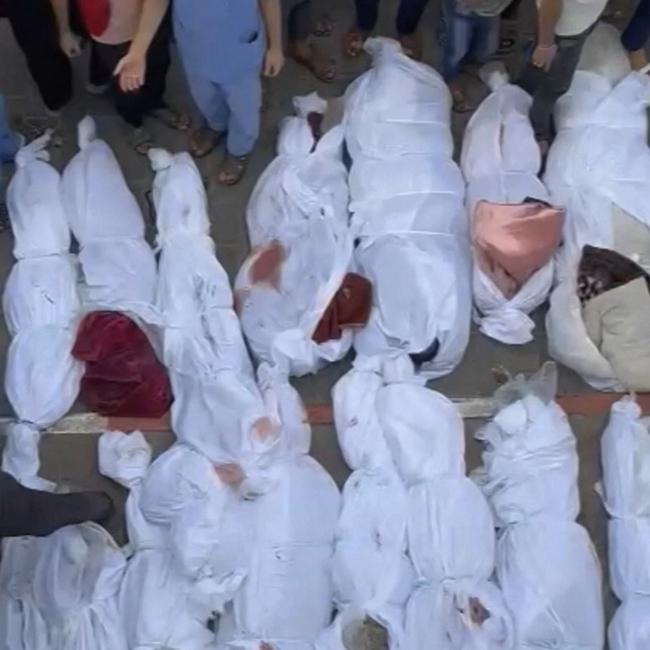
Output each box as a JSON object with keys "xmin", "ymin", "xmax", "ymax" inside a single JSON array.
[
  {"xmin": 474, "ymin": 364, "xmax": 604, "ymax": 649},
  {"xmin": 545, "ymin": 24, "xmax": 650, "ymax": 390},
  {"xmin": 2, "ymin": 133, "xmax": 83, "ymax": 489},
  {"xmin": 461, "ymin": 65, "xmax": 559, "ymax": 344},
  {"xmin": 62, "ymin": 116, "xmax": 157, "ymax": 315},
  {"xmin": 598, "ymin": 398, "xmax": 650, "ymax": 649},
  {"xmin": 344, "ymin": 38, "xmax": 471, "ymax": 378},
  {"xmin": 98, "ymin": 431, "xmax": 218, "ymax": 650},
  {"xmin": 149, "ymin": 149, "xmax": 273, "ymax": 470},
  {"xmin": 330, "ymin": 357, "xmax": 414, "ymax": 649},
  {"xmin": 236, "ymin": 93, "xmax": 355, "ymax": 377}
]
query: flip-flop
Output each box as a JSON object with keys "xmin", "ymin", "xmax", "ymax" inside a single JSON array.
[
  {"xmin": 149, "ymin": 107, "xmax": 190, "ymax": 131},
  {"xmin": 290, "ymin": 44, "xmax": 337, "ymax": 83},
  {"xmin": 189, "ymin": 127, "xmax": 224, "ymax": 158},
  {"xmin": 218, "ymin": 153, "xmax": 250, "ymax": 186}
]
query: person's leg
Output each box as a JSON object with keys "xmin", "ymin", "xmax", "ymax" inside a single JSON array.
[
  {"xmin": 219, "ymin": 72, "xmax": 262, "ymax": 185},
  {"xmin": 6, "ymin": 0, "xmax": 73, "ymax": 112},
  {"xmin": 344, "ymin": 0, "xmax": 380, "ymax": 56},
  {"xmin": 355, "ymin": 0, "xmax": 381, "ymax": 31},
  {"xmin": 0, "ymin": 471, "xmax": 113, "ymax": 538},
  {"xmin": 467, "ymin": 14, "xmax": 500, "ymax": 65},
  {"xmin": 184, "ymin": 72, "xmax": 228, "ymax": 157},
  {"xmin": 622, "ymin": 0, "xmax": 650, "ymax": 69},
  {"xmin": 396, "ymin": 0, "xmax": 429, "ymax": 34},
  {"xmin": 519, "ymin": 30, "xmax": 588, "ymax": 148},
  {"xmin": 288, "ymin": 0, "xmax": 336, "ymax": 81},
  {"xmin": 439, "ymin": 0, "xmax": 475, "ymax": 110}
]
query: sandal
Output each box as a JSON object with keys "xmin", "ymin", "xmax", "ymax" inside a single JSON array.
[
  {"xmin": 189, "ymin": 126, "xmax": 224, "ymax": 158},
  {"xmin": 129, "ymin": 126, "xmax": 154, "ymax": 155},
  {"xmin": 218, "ymin": 153, "xmax": 250, "ymax": 186},
  {"xmin": 399, "ymin": 34, "xmax": 422, "ymax": 61},
  {"xmin": 343, "ymin": 29, "xmax": 367, "ymax": 58},
  {"xmin": 313, "ymin": 14, "xmax": 334, "ymax": 37},
  {"xmin": 289, "ymin": 43, "xmax": 337, "ymax": 83},
  {"xmin": 149, "ymin": 107, "xmax": 190, "ymax": 131}
]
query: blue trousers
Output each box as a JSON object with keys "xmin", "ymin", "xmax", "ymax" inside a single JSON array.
[
  {"xmin": 439, "ymin": 0, "xmax": 499, "ymax": 81},
  {"xmin": 622, "ymin": 0, "xmax": 650, "ymax": 52},
  {"xmin": 185, "ymin": 72, "xmax": 262, "ymax": 157},
  {"xmin": 0, "ymin": 96, "xmax": 20, "ymax": 164}
]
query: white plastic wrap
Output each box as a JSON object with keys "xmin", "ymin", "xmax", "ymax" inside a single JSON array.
[
  {"xmin": 236, "ymin": 93, "xmax": 354, "ymax": 377},
  {"xmin": 0, "ymin": 536, "xmax": 48, "ymax": 650},
  {"xmin": 214, "ymin": 371, "xmax": 341, "ymax": 648},
  {"xmin": 30, "ymin": 523, "xmax": 128, "ymax": 650},
  {"xmin": 62, "ymin": 116, "xmax": 157, "ymax": 313},
  {"xmin": 330, "ymin": 358, "xmax": 414, "ymax": 648},
  {"xmin": 475, "ymin": 364, "xmax": 604, "ymax": 649},
  {"xmin": 461, "ymin": 65, "xmax": 557, "ymax": 345},
  {"xmin": 544, "ymin": 24, "xmax": 650, "ymax": 390},
  {"xmin": 598, "ymin": 398, "xmax": 650, "ymax": 648},
  {"xmin": 2, "ymin": 135, "xmax": 83, "ymax": 488},
  {"xmin": 245, "ymin": 92, "xmax": 348, "ymax": 247},
  {"xmin": 98, "ymin": 431, "xmax": 218, "ymax": 650},
  {"xmin": 149, "ymin": 149, "xmax": 275, "ymax": 471},
  {"xmin": 344, "ymin": 38, "xmax": 471, "ymax": 378}
]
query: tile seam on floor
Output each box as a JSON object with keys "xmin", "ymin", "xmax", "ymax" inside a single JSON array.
[{"xmin": 0, "ymin": 392, "xmax": 641, "ymax": 434}]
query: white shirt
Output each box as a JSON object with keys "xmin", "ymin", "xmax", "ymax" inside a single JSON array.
[{"xmin": 540, "ymin": 0, "xmax": 607, "ymax": 37}]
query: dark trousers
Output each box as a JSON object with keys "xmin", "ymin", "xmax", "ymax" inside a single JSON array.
[
  {"xmin": 622, "ymin": 0, "xmax": 650, "ymax": 52},
  {"xmin": 5, "ymin": 0, "xmax": 72, "ymax": 111},
  {"xmin": 355, "ymin": 0, "xmax": 429, "ymax": 35},
  {"xmin": 0, "ymin": 471, "xmax": 107, "ymax": 538},
  {"xmin": 517, "ymin": 27, "xmax": 591, "ymax": 141},
  {"xmin": 288, "ymin": 0, "xmax": 313, "ymax": 42},
  {"xmin": 92, "ymin": 14, "xmax": 171, "ymax": 127}
]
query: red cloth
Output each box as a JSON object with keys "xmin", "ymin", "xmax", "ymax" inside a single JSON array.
[
  {"xmin": 72, "ymin": 312, "xmax": 172, "ymax": 418},
  {"xmin": 312, "ymin": 273, "xmax": 372, "ymax": 344},
  {"xmin": 75, "ymin": 0, "xmax": 111, "ymax": 37}
]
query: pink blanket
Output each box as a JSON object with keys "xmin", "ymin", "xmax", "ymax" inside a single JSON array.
[{"xmin": 472, "ymin": 200, "xmax": 564, "ymax": 299}]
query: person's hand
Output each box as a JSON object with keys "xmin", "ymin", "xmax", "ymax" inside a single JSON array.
[
  {"xmin": 263, "ymin": 47, "xmax": 285, "ymax": 77},
  {"xmin": 532, "ymin": 43, "xmax": 558, "ymax": 71},
  {"xmin": 114, "ymin": 48, "xmax": 147, "ymax": 92},
  {"xmin": 59, "ymin": 30, "xmax": 82, "ymax": 58}
]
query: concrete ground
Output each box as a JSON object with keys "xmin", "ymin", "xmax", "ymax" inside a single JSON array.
[{"xmin": 0, "ymin": 0, "xmax": 635, "ymax": 636}]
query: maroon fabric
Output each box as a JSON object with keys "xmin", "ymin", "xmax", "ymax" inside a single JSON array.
[
  {"xmin": 72, "ymin": 311, "xmax": 172, "ymax": 418},
  {"xmin": 74, "ymin": 0, "xmax": 111, "ymax": 37},
  {"xmin": 312, "ymin": 273, "xmax": 372, "ymax": 344}
]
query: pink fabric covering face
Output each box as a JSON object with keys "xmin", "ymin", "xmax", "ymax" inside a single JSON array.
[{"xmin": 472, "ymin": 200, "xmax": 564, "ymax": 299}]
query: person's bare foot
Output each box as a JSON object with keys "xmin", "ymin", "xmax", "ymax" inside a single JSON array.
[
  {"xmin": 449, "ymin": 81, "xmax": 475, "ymax": 113},
  {"xmin": 218, "ymin": 152, "xmax": 250, "ymax": 186},
  {"xmin": 288, "ymin": 41, "xmax": 337, "ymax": 82},
  {"xmin": 628, "ymin": 48, "xmax": 649, "ymax": 71},
  {"xmin": 189, "ymin": 126, "xmax": 223, "ymax": 158},
  {"xmin": 399, "ymin": 33, "xmax": 422, "ymax": 60},
  {"xmin": 343, "ymin": 28, "xmax": 368, "ymax": 57}
]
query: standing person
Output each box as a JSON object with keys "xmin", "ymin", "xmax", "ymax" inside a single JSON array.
[
  {"xmin": 344, "ymin": 0, "xmax": 430, "ymax": 60},
  {"xmin": 621, "ymin": 0, "xmax": 650, "ymax": 70},
  {"xmin": 173, "ymin": 0, "xmax": 285, "ymax": 186},
  {"xmin": 4, "ymin": 0, "xmax": 87, "ymax": 131},
  {"xmin": 287, "ymin": 0, "xmax": 336, "ymax": 82},
  {"xmin": 517, "ymin": 0, "xmax": 607, "ymax": 154},
  {"xmin": 52, "ymin": 0, "xmax": 189, "ymax": 153},
  {"xmin": 439, "ymin": 0, "xmax": 513, "ymax": 111}
]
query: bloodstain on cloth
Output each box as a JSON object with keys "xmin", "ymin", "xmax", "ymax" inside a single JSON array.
[
  {"xmin": 312, "ymin": 273, "xmax": 372, "ymax": 344},
  {"xmin": 72, "ymin": 311, "xmax": 172, "ymax": 418}
]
